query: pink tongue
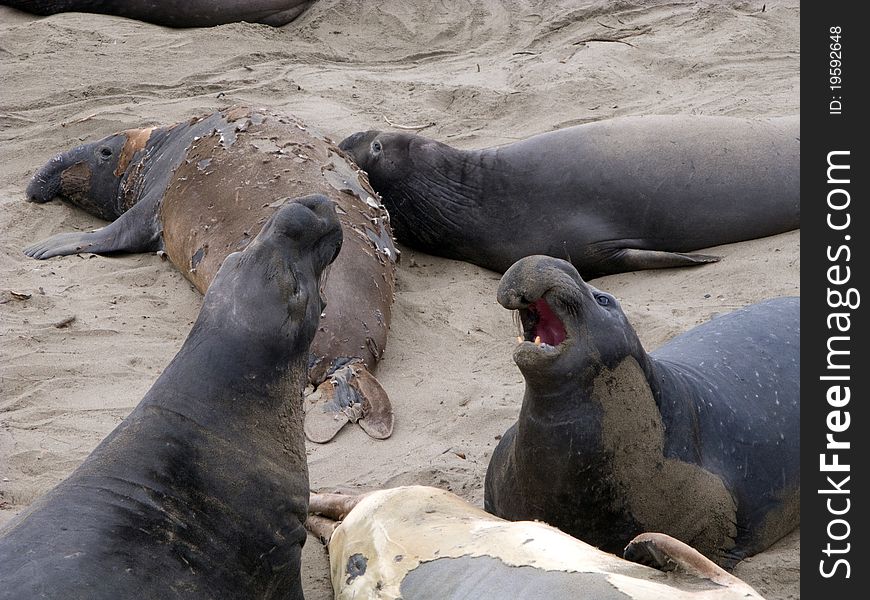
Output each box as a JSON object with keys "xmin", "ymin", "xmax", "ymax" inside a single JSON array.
[{"xmin": 532, "ymin": 299, "xmax": 566, "ymax": 346}]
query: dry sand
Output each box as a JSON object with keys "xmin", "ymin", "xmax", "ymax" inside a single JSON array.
[{"xmin": 0, "ymin": 1, "xmax": 799, "ymax": 598}]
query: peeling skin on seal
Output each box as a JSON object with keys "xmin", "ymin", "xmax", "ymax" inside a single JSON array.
[
  {"xmin": 114, "ymin": 127, "xmax": 157, "ymax": 177},
  {"xmin": 212, "ymin": 107, "xmax": 257, "ymax": 148},
  {"xmin": 401, "ymin": 557, "xmax": 633, "ymax": 600},
  {"xmin": 326, "ymin": 487, "xmax": 762, "ymax": 600},
  {"xmin": 320, "ymin": 155, "xmax": 395, "ymax": 264},
  {"xmin": 190, "ymin": 246, "xmax": 206, "ymax": 271}
]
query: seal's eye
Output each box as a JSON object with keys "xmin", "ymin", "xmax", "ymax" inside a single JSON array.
[
  {"xmin": 98, "ymin": 147, "xmax": 113, "ymax": 159},
  {"xmin": 595, "ymin": 294, "xmax": 610, "ymax": 307},
  {"xmin": 370, "ymin": 140, "xmax": 382, "ymax": 156}
]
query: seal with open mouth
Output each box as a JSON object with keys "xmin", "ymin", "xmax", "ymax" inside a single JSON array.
[
  {"xmin": 0, "ymin": 197, "xmax": 341, "ymax": 599},
  {"xmin": 484, "ymin": 255, "xmax": 800, "ymax": 569}
]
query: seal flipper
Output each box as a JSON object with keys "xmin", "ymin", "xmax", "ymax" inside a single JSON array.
[
  {"xmin": 354, "ymin": 367, "xmax": 394, "ymax": 440},
  {"xmin": 303, "ymin": 374, "xmax": 354, "ymax": 444},
  {"xmin": 306, "ymin": 492, "xmax": 368, "ymax": 544},
  {"xmin": 623, "ymin": 533, "xmax": 750, "ymax": 587},
  {"xmin": 23, "ymin": 197, "xmax": 161, "ymax": 260},
  {"xmin": 600, "ymin": 248, "xmax": 720, "ymax": 275},
  {"xmin": 303, "ymin": 363, "xmax": 394, "ymax": 443}
]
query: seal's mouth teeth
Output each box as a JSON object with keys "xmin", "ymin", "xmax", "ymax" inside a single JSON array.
[{"xmin": 515, "ymin": 298, "xmax": 567, "ymax": 351}]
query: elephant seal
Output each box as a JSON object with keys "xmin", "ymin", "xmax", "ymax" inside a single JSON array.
[
  {"xmin": 0, "ymin": 0, "xmax": 314, "ymax": 27},
  {"xmin": 23, "ymin": 106, "xmax": 398, "ymax": 443},
  {"xmin": 339, "ymin": 115, "xmax": 800, "ymax": 278},
  {"xmin": 0, "ymin": 196, "xmax": 342, "ymax": 599},
  {"xmin": 305, "ymin": 486, "xmax": 765, "ymax": 599},
  {"xmin": 484, "ymin": 256, "xmax": 800, "ymax": 569}
]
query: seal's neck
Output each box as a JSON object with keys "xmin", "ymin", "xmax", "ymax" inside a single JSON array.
[
  {"xmin": 115, "ymin": 112, "xmax": 229, "ymax": 216},
  {"xmin": 115, "ymin": 125, "xmax": 177, "ymax": 216},
  {"xmin": 519, "ymin": 350, "xmax": 661, "ymax": 426},
  {"xmin": 384, "ymin": 142, "xmax": 489, "ymax": 258}
]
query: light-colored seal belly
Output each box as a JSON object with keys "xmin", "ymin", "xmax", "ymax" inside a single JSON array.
[{"xmin": 306, "ymin": 486, "xmax": 766, "ymax": 599}]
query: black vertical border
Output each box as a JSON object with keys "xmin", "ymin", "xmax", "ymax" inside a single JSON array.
[{"xmin": 802, "ymin": 4, "xmax": 868, "ymax": 597}]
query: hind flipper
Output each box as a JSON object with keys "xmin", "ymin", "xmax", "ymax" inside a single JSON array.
[
  {"xmin": 623, "ymin": 532, "xmax": 760, "ymax": 596},
  {"xmin": 303, "ymin": 378, "xmax": 354, "ymax": 444},
  {"xmin": 303, "ymin": 362, "xmax": 394, "ymax": 443},
  {"xmin": 354, "ymin": 367, "xmax": 394, "ymax": 440},
  {"xmin": 605, "ymin": 248, "xmax": 720, "ymax": 274}
]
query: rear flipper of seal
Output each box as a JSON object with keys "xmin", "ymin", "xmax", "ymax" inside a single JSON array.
[
  {"xmin": 623, "ymin": 533, "xmax": 758, "ymax": 595},
  {"xmin": 303, "ymin": 361, "xmax": 393, "ymax": 443},
  {"xmin": 590, "ymin": 246, "xmax": 720, "ymax": 276}
]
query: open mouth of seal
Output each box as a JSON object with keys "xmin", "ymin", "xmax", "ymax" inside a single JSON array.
[{"xmin": 516, "ymin": 297, "xmax": 568, "ymax": 353}]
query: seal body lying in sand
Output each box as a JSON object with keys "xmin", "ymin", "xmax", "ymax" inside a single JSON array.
[
  {"xmin": 305, "ymin": 486, "xmax": 766, "ymax": 599},
  {"xmin": 0, "ymin": 0, "xmax": 314, "ymax": 27},
  {"xmin": 339, "ymin": 115, "xmax": 800, "ymax": 278},
  {"xmin": 24, "ymin": 106, "xmax": 398, "ymax": 443},
  {"xmin": 485, "ymin": 256, "xmax": 800, "ymax": 569},
  {"xmin": 0, "ymin": 197, "xmax": 342, "ymax": 599}
]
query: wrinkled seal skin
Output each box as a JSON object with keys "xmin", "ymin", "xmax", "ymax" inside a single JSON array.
[
  {"xmin": 339, "ymin": 115, "xmax": 800, "ymax": 278},
  {"xmin": 306, "ymin": 486, "xmax": 765, "ymax": 600},
  {"xmin": 0, "ymin": 197, "xmax": 343, "ymax": 599},
  {"xmin": 484, "ymin": 256, "xmax": 800, "ymax": 569},
  {"xmin": 23, "ymin": 107, "xmax": 398, "ymax": 437},
  {"xmin": 0, "ymin": 0, "xmax": 314, "ymax": 27}
]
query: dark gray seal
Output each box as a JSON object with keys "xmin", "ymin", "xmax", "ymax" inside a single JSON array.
[
  {"xmin": 339, "ymin": 115, "xmax": 800, "ymax": 278},
  {"xmin": 0, "ymin": 0, "xmax": 314, "ymax": 27},
  {"xmin": 484, "ymin": 255, "xmax": 800, "ymax": 569},
  {"xmin": 22, "ymin": 106, "xmax": 398, "ymax": 443},
  {"xmin": 0, "ymin": 196, "xmax": 342, "ymax": 599}
]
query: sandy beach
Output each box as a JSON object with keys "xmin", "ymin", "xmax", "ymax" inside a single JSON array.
[{"xmin": 0, "ymin": 1, "xmax": 799, "ymax": 598}]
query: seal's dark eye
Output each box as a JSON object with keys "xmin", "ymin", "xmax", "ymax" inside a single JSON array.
[
  {"xmin": 596, "ymin": 294, "xmax": 610, "ymax": 306},
  {"xmin": 371, "ymin": 140, "xmax": 382, "ymax": 155},
  {"xmin": 98, "ymin": 147, "xmax": 113, "ymax": 158}
]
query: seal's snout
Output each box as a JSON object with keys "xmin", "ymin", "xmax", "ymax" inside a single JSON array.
[
  {"xmin": 337, "ymin": 131, "xmax": 369, "ymax": 153},
  {"xmin": 499, "ymin": 256, "xmax": 586, "ymax": 357},
  {"xmin": 338, "ymin": 130, "xmax": 380, "ymax": 167},
  {"xmin": 273, "ymin": 195, "xmax": 341, "ymax": 241},
  {"xmin": 25, "ymin": 173, "xmax": 59, "ymax": 204},
  {"xmin": 261, "ymin": 195, "xmax": 343, "ymax": 274}
]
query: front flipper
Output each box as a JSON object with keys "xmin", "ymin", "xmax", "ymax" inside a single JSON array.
[
  {"xmin": 623, "ymin": 533, "xmax": 759, "ymax": 595},
  {"xmin": 23, "ymin": 200, "xmax": 161, "ymax": 260},
  {"xmin": 306, "ymin": 491, "xmax": 369, "ymax": 545},
  {"xmin": 605, "ymin": 248, "xmax": 720, "ymax": 274},
  {"xmin": 303, "ymin": 362, "xmax": 394, "ymax": 443}
]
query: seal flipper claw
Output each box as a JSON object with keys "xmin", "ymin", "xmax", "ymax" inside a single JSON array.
[{"xmin": 353, "ymin": 367, "xmax": 394, "ymax": 440}]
